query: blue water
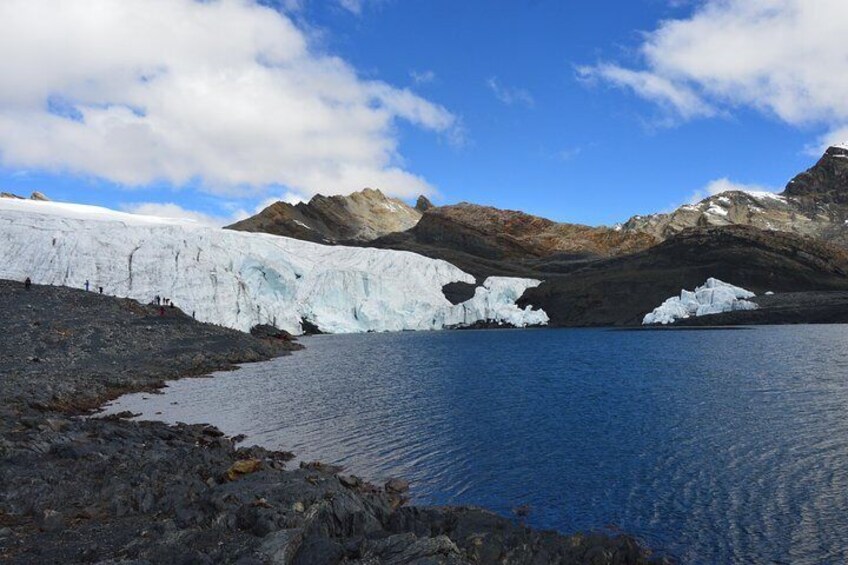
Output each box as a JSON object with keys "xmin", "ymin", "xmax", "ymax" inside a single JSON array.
[{"xmin": 105, "ymin": 326, "xmax": 848, "ymax": 563}]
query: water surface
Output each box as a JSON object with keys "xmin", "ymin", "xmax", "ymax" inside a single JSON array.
[{"xmin": 104, "ymin": 326, "xmax": 848, "ymax": 563}]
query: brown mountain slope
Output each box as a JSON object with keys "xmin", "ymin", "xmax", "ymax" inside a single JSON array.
[
  {"xmin": 520, "ymin": 225, "xmax": 848, "ymax": 327},
  {"xmin": 370, "ymin": 203, "xmax": 658, "ymax": 276},
  {"xmin": 226, "ymin": 188, "xmax": 421, "ymax": 244}
]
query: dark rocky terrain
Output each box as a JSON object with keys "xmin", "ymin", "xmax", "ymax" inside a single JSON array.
[
  {"xmin": 370, "ymin": 204, "xmax": 658, "ymax": 281},
  {"xmin": 373, "ymin": 219, "xmax": 848, "ymax": 327},
  {"xmin": 519, "ymin": 226, "xmax": 848, "ymax": 327},
  {"xmin": 670, "ymin": 291, "xmax": 848, "ymax": 326},
  {"xmin": 0, "ymin": 281, "xmax": 300, "ymax": 411},
  {"xmin": 227, "ymin": 188, "xmax": 422, "ymax": 244},
  {"xmin": 0, "ymin": 280, "xmax": 665, "ymax": 564}
]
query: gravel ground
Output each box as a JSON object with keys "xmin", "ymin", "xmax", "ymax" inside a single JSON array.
[{"xmin": 0, "ymin": 279, "xmax": 665, "ymax": 564}]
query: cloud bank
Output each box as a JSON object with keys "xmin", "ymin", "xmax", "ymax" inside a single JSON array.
[
  {"xmin": 121, "ymin": 202, "xmax": 248, "ymax": 227},
  {"xmin": 578, "ymin": 0, "xmax": 848, "ymax": 143},
  {"xmin": 0, "ymin": 0, "xmax": 458, "ymax": 198}
]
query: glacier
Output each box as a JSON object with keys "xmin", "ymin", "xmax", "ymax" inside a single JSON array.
[
  {"xmin": 642, "ymin": 278, "xmax": 758, "ymax": 325},
  {"xmin": 0, "ymin": 199, "xmax": 549, "ymax": 334}
]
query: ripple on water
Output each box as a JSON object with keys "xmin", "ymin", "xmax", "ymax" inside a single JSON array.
[{"xmin": 103, "ymin": 326, "xmax": 848, "ymax": 564}]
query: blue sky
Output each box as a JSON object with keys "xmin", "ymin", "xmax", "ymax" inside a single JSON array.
[{"xmin": 0, "ymin": 0, "xmax": 844, "ymax": 226}]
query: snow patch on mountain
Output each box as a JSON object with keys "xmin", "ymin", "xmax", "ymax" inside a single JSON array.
[
  {"xmin": 0, "ymin": 199, "xmax": 548, "ymax": 334},
  {"xmin": 642, "ymin": 278, "xmax": 758, "ymax": 325}
]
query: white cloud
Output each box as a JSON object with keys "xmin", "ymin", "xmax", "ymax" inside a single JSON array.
[
  {"xmin": 576, "ymin": 65, "xmax": 716, "ymax": 121},
  {"xmin": 581, "ymin": 0, "xmax": 848, "ymax": 141},
  {"xmin": 688, "ymin": 178, "xmax": 776, "ymax": 204},
  {"xmin": 486, "ymin": 77, "xmax": 535, "ymax": 108},
  {"xmin": 0, "ymin": 0, "xmax": 458, "ymax": 199},
  {"xmin": 252, "ymin": 191, "xmax": 308, "ymax": 214},
  {"xmin": 809, "ymin": 126, "xmax": 848, "ymax": 156},
  {"xmin": 557, "ymin": 147, "xmax": 583, "ymax": 162},
  {"xmin": 338, "ymin": 0, "xmax": 364, "ymax": 14},
  {"xmin": 410, "ymin": 70, "xmax": 436, "ymax": 86},
  {"xmin": 121, "ymin": 202, "xmax": 249, "ymax": 227}
]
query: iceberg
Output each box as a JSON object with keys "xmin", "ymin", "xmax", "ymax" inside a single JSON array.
[
  {"xmin": 642, "ymin": 278, "xmax": 757, "ymax": 325},
  {"xmin": 0, "ymin": 199, "xmax": 548, "ymax": 334}
]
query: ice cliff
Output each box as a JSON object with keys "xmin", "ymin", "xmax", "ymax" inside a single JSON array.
[
  {"xmin": 0, "ymin": 199, "xmax": 548, "ymax": 334},
  {"xmin": 642, "ymin": 278, "xmax": 758, "ymax": 325}
]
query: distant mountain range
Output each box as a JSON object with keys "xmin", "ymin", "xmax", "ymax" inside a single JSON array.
[
  {"xmin": 231, "ymin": 144, "xmax": 848, "ymax": 262},
  {"xmin": 5, "ymin": 144, "xmax": 848, "ymax": 328},
  {"xmin": 227, "ymin": 143, "xmax": 848, "ymax": 326}
]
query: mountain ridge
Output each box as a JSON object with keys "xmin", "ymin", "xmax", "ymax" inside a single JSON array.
[
  {"xmin": 226, "ymin": 187, "xmax": 421, "ymax": 244},
  {"xmin": 621, "ymin": 144, "xmax": 848, "ymax": 247}
]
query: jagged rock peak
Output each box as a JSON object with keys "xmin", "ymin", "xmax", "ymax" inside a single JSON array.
[
  {"xmin": 415, "ymin": 195, "xmax": 434, "ymax": 212},
  {"xmin": 782, "ymin": 143, "xmax": 848, "ymax": 204},
  {"xmin": 1, "ymin": 191, "xmax": 49, "ymax": 201}
]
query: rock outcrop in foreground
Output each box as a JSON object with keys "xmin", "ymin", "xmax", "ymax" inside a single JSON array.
[{"xmin": 0, "ymin": 281, "xmax": 664, "ymax": 564}]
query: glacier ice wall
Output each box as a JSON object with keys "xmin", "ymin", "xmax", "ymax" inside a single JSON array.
[
  {"xmin": 642, "ymin": 278, "xmax": 758, "ymax": 325},
  {"xmin": 0, "ymin": 199, "xmax": 548, "ymax": 334}
]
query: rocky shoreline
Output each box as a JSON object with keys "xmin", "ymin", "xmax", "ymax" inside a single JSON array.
[{"xmin": 0, "ymin": 280, "xmax": 665, "ymax": 564}]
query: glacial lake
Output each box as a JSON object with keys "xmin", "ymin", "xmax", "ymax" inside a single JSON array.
[{"xmin": 103, "ymin": 326, "xmax": 848, "ymax": 563}]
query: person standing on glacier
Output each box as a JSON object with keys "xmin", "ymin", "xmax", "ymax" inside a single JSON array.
[
  {"xmin": 24, "ymin": 277, "xmax": 31, "ymax": 290},
  {"xmin": 85, "ymin": 279, "xmax": 90, "ymax": 292}
]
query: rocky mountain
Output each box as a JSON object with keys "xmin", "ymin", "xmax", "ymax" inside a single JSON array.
[
  {"xmin": 226, "ymin": 188, "xmax": 422, "ymax": 244},
  {"xmin": 621, "ymin": 144, "xmax": 848, "ymax": 247},
  {"xmin": 210, "ymin": 143, "xmax": 848, "ymax": 327},
  {"xmin": 371, "ymin": 203, "xmax": 658, "ymax": 278},
  {"xmin": 415, "ymin": 195, "xmax": 434, "ymax": 212},
  {"xmin": 1, "ymin": 191, "xmax": 49, "ymax": 201},
  {"xmin": 519, "ymin": 225, "xmax": 848, "ymax": 327}
]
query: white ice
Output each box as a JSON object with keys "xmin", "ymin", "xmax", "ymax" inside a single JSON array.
[
  {"xmin": 0, "ymin": 199, "xmax": 549, "ymax": 334},
  {"xmin": 642, "ymin": 278, "xmax": 757, "ymax": 325}
]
